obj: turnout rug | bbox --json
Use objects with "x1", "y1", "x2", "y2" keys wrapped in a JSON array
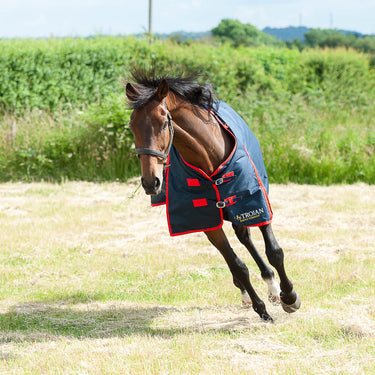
[{"x1": 151, "y1": 101, "x2": 273, "y2": 236}]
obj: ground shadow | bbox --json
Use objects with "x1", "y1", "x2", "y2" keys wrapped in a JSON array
[{"x1": 0, "y1": 298, "x2": 264, "y2": 343}]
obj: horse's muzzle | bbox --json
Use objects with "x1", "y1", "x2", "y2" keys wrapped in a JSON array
[{"x1": 141, "y1": 176, "x2": 161, "y2": 195}]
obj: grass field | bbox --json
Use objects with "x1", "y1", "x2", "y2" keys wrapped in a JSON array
[{"x1": 0, "y1": 181, "x2": 374, "y2": 374}]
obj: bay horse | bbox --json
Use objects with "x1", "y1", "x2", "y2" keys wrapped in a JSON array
[{"x1": 124, "y1": 69, "x2": 301, "y2": 322}]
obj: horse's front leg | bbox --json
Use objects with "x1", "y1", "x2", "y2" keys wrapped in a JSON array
[
  {"x1": 205, "y1": 228, "x2": 273, "y2": 322},
  {"x1": 232, "y1": 224, "x2": 281, "y2": 305},
  {"x1": 259, "y1": 224, "x2": 301, "y2": 313}
]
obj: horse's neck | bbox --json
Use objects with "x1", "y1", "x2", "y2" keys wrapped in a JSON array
[{"x1": 170, "y1": 103, "x2": 234, "y2": 176}]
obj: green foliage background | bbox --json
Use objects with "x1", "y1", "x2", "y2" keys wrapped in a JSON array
[
  {"x1": 212, "y1": 19, "x2": 283, "y2": 47},
  {"x1": 0, "y1": 36, "x2": 374, "y2": 183}
]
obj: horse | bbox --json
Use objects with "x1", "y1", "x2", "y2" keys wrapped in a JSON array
[{"x1": 124, "y1": 68, "x2": 301, "y2": 322}]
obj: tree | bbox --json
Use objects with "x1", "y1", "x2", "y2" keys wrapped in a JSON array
[
  {"x1": 212, "y1": 19, "x2": 283, "y2": 47},
  {"x1": 353, "y1": 36, "x2": 375, "y2": 53},
  {"x1": 304, "y1": 28, "x2": 367, "y2": 49}
]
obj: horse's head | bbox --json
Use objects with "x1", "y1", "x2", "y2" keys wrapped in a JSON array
[{"x1": 126, "y1": 79, "x2": 173, "y2": 195}]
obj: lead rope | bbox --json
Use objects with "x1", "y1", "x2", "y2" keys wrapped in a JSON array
[{"x1": 128, "y1": 180, "x2": 142, "y2": 200}]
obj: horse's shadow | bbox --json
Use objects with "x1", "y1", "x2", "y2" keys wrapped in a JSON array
[{"x1": 0, "y1": 295, "x2": 262, "y2": 343}]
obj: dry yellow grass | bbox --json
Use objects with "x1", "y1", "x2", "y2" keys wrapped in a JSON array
[{"x1": 0, "y1": 181, "x2": 374, "y2": 374}]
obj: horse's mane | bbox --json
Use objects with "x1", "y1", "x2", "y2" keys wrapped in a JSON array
[{"x1": 124, "y1": 66, "x2": 216, "y2": 111}]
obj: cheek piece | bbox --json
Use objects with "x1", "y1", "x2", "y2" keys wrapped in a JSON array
[{"x1": 135, "y1": 100, "x2": 174, "y2": 163}]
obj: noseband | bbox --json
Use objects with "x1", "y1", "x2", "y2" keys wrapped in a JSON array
[{"x1": 135, "y1": 99, "x2": 174, "y2": 162}]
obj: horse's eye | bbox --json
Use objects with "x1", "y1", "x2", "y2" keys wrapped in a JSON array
[{"x1": 162, "y1": 120, "x2": 168, "y2": 130}]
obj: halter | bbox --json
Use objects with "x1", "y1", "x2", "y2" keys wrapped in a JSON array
[{"x1": 135, "y1": 99, "x2": 174, "y2": 162}]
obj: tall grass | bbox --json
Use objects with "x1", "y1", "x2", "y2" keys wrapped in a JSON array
[
  {"x1": 0, "y1": 37, "x2": 374, "y2": 183},
  {"x1": 0, "y1": 96, "x2": 138, "y2": 182}
]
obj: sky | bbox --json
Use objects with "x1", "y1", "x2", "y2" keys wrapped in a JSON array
[{"x1": 1, "y1": 0, "x2": 374, "y2": 39}]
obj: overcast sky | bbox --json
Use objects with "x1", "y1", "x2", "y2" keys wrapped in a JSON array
[{"x1": 1, "y1": 0, "x2": 374, "y2": 39}]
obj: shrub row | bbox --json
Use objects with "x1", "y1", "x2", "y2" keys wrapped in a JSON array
[
  {"x1": 1, "y1": 37, "x2": 374, "y2": 111},
  {"x1": 0, "y1": 37, "x2": 374, "y2": 183}
]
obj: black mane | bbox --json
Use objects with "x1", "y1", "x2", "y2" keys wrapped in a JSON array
[{"x1": 125, "y1": 66, "x2": 216, "y2": 110}]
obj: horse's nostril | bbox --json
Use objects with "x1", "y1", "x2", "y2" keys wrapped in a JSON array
[
  {"x1": 141, "y1": 176, "x2": 161, "y2": 194},
  {"x1": 154, "y1": 177, "x2": 160, "y2": 190}
]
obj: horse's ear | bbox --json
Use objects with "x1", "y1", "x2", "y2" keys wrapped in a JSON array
[
  {"x1": 157, "y1": 79, "x2": 169, "y2": 101},
  {"x1": 125, "y1": 82, "x2": 139, "y2": 102}
]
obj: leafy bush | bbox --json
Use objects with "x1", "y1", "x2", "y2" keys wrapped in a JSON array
[
  {"x1": 0, "y1": 37, "x2": 374, "y2": 184},
  {"x1": 0, "y1": 96, "x2": 138, "y2": 182},
  {"x1": 80, "y1": 94, "x2": 138, "y2": 180}
]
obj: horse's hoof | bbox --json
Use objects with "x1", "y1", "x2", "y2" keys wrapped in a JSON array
[
  {"x1": 261, "y1": 313, "x2": 274, "y2": 323},
  {"x1": 280, "y1": 293, "x2": 301, "y2": 313}
]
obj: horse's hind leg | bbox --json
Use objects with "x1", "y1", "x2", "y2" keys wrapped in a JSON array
[
  {"x1": 260, "y1": 224, "x2": 301, "y2": 313},
  {"x1": 233, "y1": 224, "x2": 281, "y2": 305},
  {"x1": 205, "y1": 228, "x2": 273, "y2": 322}
]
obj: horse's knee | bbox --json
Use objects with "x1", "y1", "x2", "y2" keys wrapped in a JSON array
[{"x1": 266, "y1": 246, "x2": 284, "y2": 268}]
